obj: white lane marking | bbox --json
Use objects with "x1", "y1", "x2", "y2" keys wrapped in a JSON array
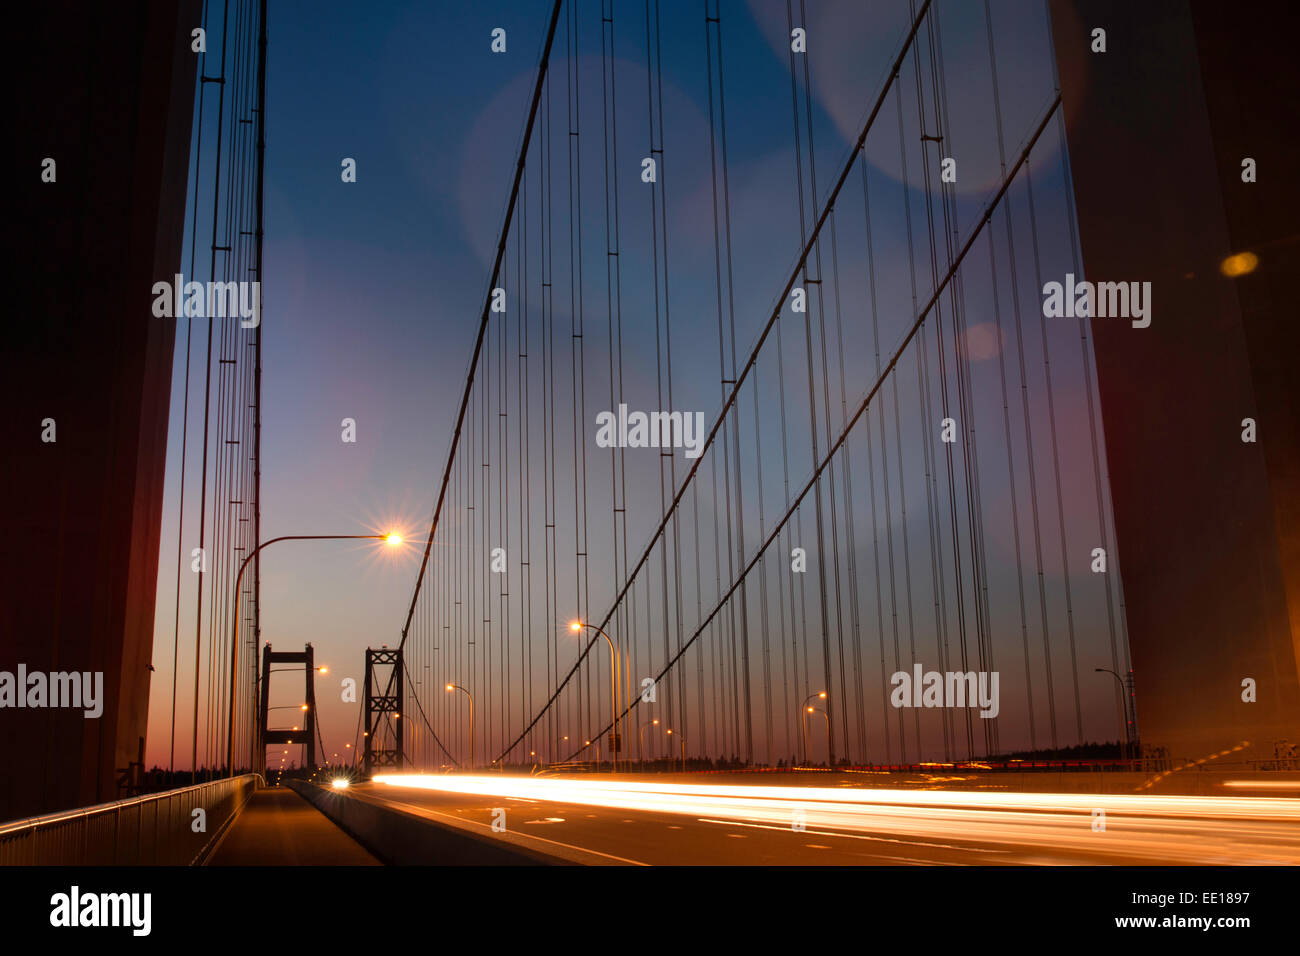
[
  {"x1": 868, "y1": 854, "x2": 964, "y2": 866},
  {"x1": 695, "y1": 817, "x2": 1008, "y2": 854},
  {"x1": 379, "y1": 797, "x2": 648, "y2": 866}
]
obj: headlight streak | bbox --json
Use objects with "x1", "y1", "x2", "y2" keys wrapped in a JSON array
[{"x1": 370, "y1": 774, "x2": 1300, "y2": 864}]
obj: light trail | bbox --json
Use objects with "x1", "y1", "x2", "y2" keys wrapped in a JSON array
[
  {"x1": 1222, "y1": 780, "x2": 1300, "y2": 790},
  {"x1": 372, "y1": 773, "x2": 1300, "y2": 817},
  {"x1": 371, "y1": 774, "x2": 1300, "y2": 865}
]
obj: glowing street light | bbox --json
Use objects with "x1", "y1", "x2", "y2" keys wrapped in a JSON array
[
  {"x1": 446, "y1": 683, "x2": 475, "y2": 770},
  {"x1": 260, "y1": 664, "x2": 329, "y2": 681},
  {"x1": 639, "y1": 719, "x2": 660, "y2": 766},
  {"x1": 570, "y1": 620, "x2": 621, "y2": 772},
  {"x1": 223, "y1": 530, "x2": 412, "y2": 777},
  {"x1": 665, "y1": 728, "x2": 686, "y2": 772},
  {"x1": 804, "y1": 707, "x2": 830, "y2": 766},
  {"x1": 800, "y1": 692, "x2": 827, "y2": 765}
]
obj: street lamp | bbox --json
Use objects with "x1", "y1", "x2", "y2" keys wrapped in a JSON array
[
  {"x1": 804, "y1": 707, "x2": 830, "y2": 766},
  {"x1": 800, "y1": 691, "x2": 827, "y2": 765},
  {"x1": 1096, "y1": 668, "x2": 1136, "y2": 760},
  {"x1": 639, "y1": 719, "x2": 660, "y2": 767},
  {"x1": 224, "y1": 531, "x2": 409, "y2": 776},
  {"x1": 665, "y1": 729, "x2": 686, "y2": 772},
  {"x1": 446, "y1": 683, "x2": 475, "y2": 770},
  {"x1": 256, "y1": 664, "x2": 328, "y2": 685},
  {"x1": 571, "y1": 619, "x2": 621, "y2": 772}
]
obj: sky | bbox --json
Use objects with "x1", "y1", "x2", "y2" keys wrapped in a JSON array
[{"x1": 147, "y1": 0, "x2": 1128, "y2": 771}]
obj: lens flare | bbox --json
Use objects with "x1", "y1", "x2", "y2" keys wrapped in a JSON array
[{"x1": 1220, "y1": 251, "x2": 1259, "y2": 277}]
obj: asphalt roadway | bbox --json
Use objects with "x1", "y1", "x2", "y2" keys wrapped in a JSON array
[{"x1": 353, "y1": 773, "x2": 1300, "y2": 865}]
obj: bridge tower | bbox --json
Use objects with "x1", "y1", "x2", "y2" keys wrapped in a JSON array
[
  {"x1": 363, "y1": 647, "x2": 404, "y2": 774},
  {"x1": 259, "y1": 643, "x2": 318, "y2": 773},
  {"x1": 5, "y1": 0, "x2": 203, "y2": 820},
  {"x1": 1050, "y1": 0, "x2": 1300, "y2": 764}
]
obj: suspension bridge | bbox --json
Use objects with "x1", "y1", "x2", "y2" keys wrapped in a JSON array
[{"x1": 6, "y1": 0, "x2": 1298, "y2": 867}]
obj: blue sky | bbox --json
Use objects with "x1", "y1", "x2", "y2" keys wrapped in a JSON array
[{"x1": 149, "y1": 0, "x2": 1124, "y2": 770}]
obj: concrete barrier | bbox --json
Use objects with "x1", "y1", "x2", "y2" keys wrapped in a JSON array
[{"x1": 288, "y1": 780, "x2": 569, "y2": 865}]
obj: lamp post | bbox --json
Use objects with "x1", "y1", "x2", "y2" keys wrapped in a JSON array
[
  {"x1": 446, "y1": 683, "x2": 475, "y2": 770},
  {"x1": 571, "y1": 620, "x2": 620, "y2": 772},
  {"x1": 639, "y1": 719, "x2": 660, "y2": 767},
  {"x1": 225, "y1": 532, "x2": 406, "y2": 776},
  {"x1": 799, "y1": 691, "x2": 827, "y2": 765},
  {"x1": 1096, "y1": 668, "x2": 1136, "y2": 760},
  {"x1": 805, "y1": 707, "x2": 830, "y2": 766},
  {"x1": 257, "y1": 665, "x2": 328, "y2": 685},
  {"x1": 665, "y1": 728, "x2": 686, "y2": 772}
]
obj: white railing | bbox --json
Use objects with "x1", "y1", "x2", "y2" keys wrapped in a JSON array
[{"x1": 0, "y1": 773, "x2": 262, "y2": 866}]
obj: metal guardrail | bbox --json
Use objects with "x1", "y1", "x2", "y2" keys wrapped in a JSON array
[{"x1": 0, "y1": 773, "x2": 263, "y2": 866}]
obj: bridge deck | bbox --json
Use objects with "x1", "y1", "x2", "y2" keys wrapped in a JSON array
[{"x1": 205, "y1": 786, "x2": 379, "y2": 866}]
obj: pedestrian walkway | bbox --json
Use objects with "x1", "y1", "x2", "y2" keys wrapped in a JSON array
[{"x1": 205, "y1": 786, "x2": 380, "y2": 865}]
